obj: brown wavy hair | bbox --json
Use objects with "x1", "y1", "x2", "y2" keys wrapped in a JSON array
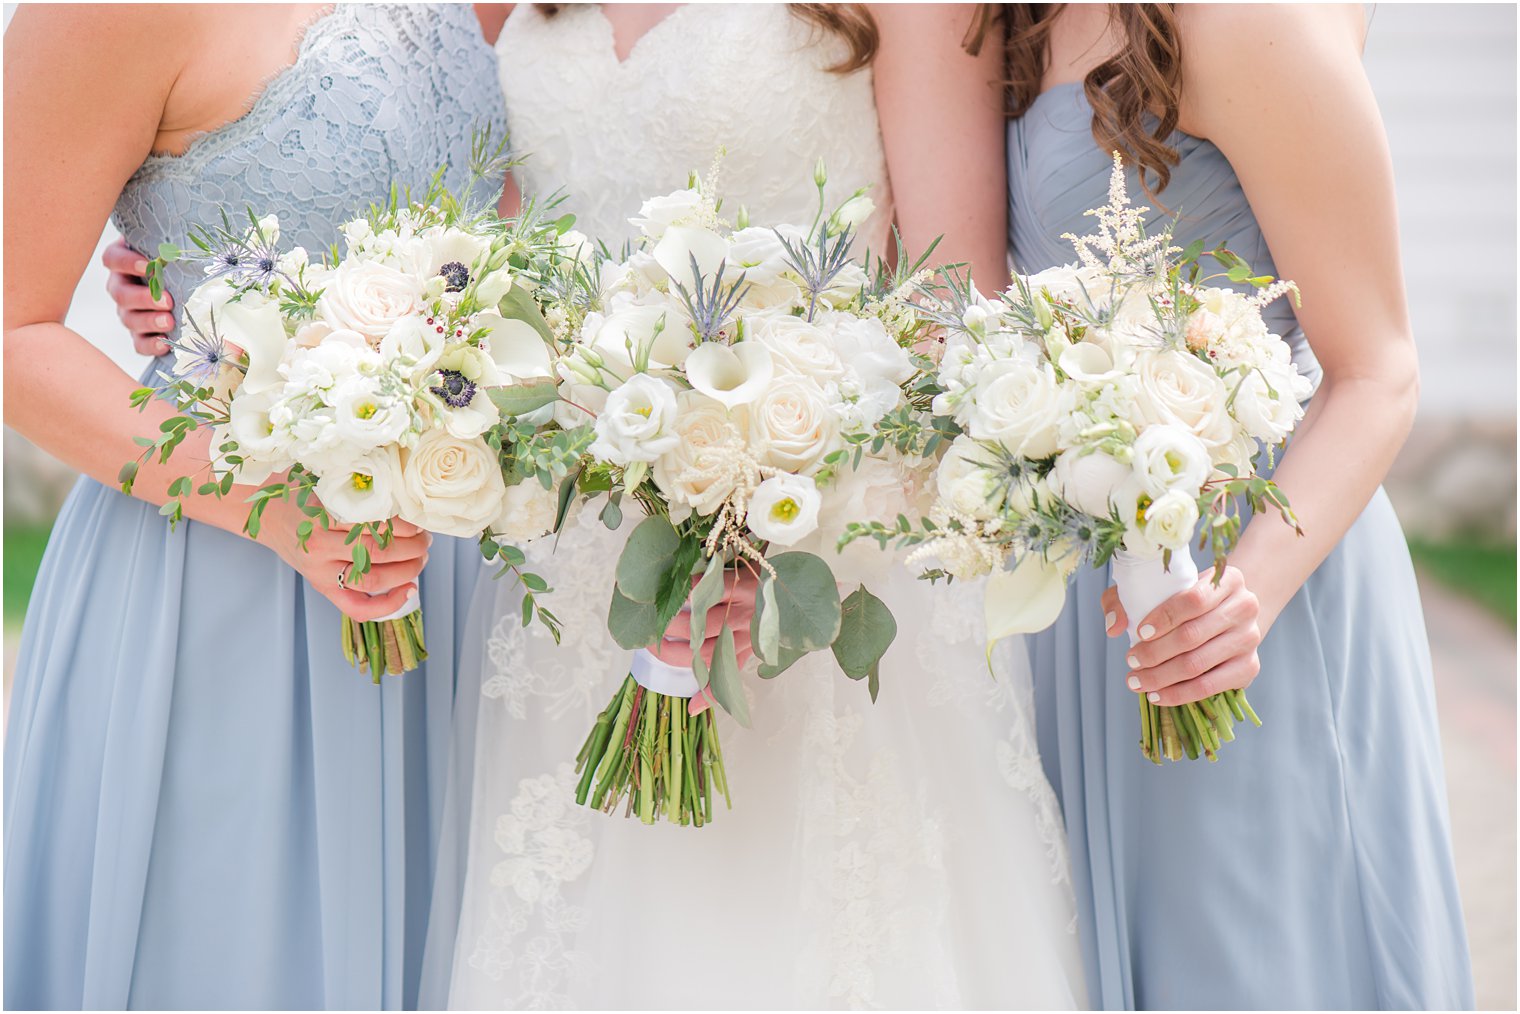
[
  {"x1": 993, "y1": 3, "x2": 1184, "y2": 194},
  {"x1": 534, "y1": 5, "x2": 879, "y2": 72}
]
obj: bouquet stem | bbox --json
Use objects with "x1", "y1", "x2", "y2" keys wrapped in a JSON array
[
  {"x1": 1112, "y1": 550, "x2": 1261, "y2": 763},
  {"x1": 340, "y1": 609, "x2": 427, "y2": 683},
  {"x1": 574, "y1": 671, "x2": 730, "y2": 826}
]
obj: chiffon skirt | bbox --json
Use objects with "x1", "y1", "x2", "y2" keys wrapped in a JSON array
[
  {"x1": 1023, "y1": 487, "x2": 1475, "y2": 1009},
  {"x1": 4, "y1": 474, "x2": 479, "y2": 1010}
]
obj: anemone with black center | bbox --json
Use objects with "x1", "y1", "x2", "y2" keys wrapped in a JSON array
[
  {"x1": 439, "y1": 261, "x2": 470, "y2": 292},
  {"x1": 431, "y1": 369, "x2": 477, "y2": 408}
]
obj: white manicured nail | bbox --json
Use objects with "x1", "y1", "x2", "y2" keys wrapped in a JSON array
[
  {"x1": 1127, "y1": 676, "x2": 1141, "y2": 691},
  {"x1": 1127, "y1": 654, "x2": 1140, "y2": 669},
  {"x1": 1147, "y1": 691, "x2": 1161, "y2": 703},
  {"x1": 1139, "y1": 624, "x2": 1156, "y2": 641},
  {"x1": 1104, "y1": 611, "x2": 1116, "y2": 631}
]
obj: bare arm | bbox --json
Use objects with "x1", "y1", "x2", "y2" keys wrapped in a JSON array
[
  {"x1": 3, "y1": 5, "x2": 425, "y2": 618},
  {"x1": 1122, "y1": 5, "x2": 1415, "y2": 703},
  {"x1": 872, "y1": 3, "x2": 1009, "y2": 288}
]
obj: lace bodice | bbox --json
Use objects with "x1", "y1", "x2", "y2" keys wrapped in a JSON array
[
  {"x1": 112, "y1": 4, "x2": 503, "y2": 364},
  {"x1": 498, "y1": 3, "x2": 894, "y2": 250}
]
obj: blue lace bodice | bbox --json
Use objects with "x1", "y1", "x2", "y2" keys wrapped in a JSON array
[{"x1": 112, "y1": 4, "x2": 503, "y2": 351}]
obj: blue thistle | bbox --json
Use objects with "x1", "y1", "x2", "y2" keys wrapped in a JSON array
[
  {"x1": 168, "y1": 309, "x2": 238, "y2": 385},
  {"x1": 669, "y1": 255, "x2": 750, "y2": 343},
  {"x1": 776, "y1": 226, "x2": 856, "y2": 321}
]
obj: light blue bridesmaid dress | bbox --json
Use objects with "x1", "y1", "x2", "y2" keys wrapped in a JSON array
[
  {"x1": 1009, "y1": 84, "x2": 1475, "y2": 1010},
  {"x1": 4, "y1": 7, "x2": 502, "y2": 1009}
]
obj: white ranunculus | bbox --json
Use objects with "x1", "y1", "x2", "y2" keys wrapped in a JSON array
[
  {"x1": 330, "y1": 376, "x2": 411, "y2": 450},
  {"x1": 318, "y1": 258, "x2": 425, "y2": 344},
  {"x1": 395, "y1": 430, "x2": 506, "y2": 537},
  {"x1": 589, "y1": 373, "x2": 680, "y2": 465},
  {"x1": 754, "y1": 315, "x2": 845, "y2": 386},
  {"x1": 748, "y1": 474, "x2": 822, "y2": 547},
  {"x1": 217, "y1": 291, "x2": 289, "y2": 396},
  {"x1": 1130, "y1": 424, "x2": 1212, "y2": 497},
  {"x1": 652, "y1": 391, "x2": 751, "y2": 522},
  {"x1": 629, "y1": 188, "x2": 705, "y2": 239},
  {"x1": 827, "y1": 313, "x2": 913, "y2": 387},
  {"x1": 1051, "y1": 448, "x2": 1134, "y2": 518},
  {"x1": 476, "y1": 311, "x2": 554, "y2": 382},
  {"x1": 1130, "y1": 488, "x2": 1200, "y2": 556},
  {"x1": 749, "y1": 376, "x2": 842, "y2": 475},
  {"x1": 967, "y1": 358, "x2": 1066, "y2": 459},
  {"x1": 1130, "y1": 349, "x2": 1235, "y2": 450},
  {"x1": 282, "y1": 333, "x2": 371, "y2": 397},
  {"x1": 315, "y1": 447, "x2": 402, "y2": 525},
  {"x1": 936, "y1": 437, "x2": 1006, "y2": 521},
  {"x1": 491, "y1": 481, "x2": 558, "y2": 544},
  {"x1": 684, "y1": 341, "x2": 774, "y2": 408}
]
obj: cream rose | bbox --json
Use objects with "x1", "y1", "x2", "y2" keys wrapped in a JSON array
[
  {"x1": 318, "y1": 259, "x2": 425, "y2": 344},
  {"x1": 749, "y1": 377, "x2": 842, "y2": 475},
  {"x1": 1051, "y1": 448, "x2": 1134, "y2": 518},
  {"x1": 967, "y1": 358, "x2": 1065, "y2": 459},
  {"x1": 754, "y1": 315, "x2": 845, "y2": 386},
  {"x1": 652, "y1": 392, "x2": 752, "y2": 522},
  {"x1": 491, "y1": 481, "x2": 558, "y2": 544},
  {"x1": 1130, "y1": 349, "x2": 1234, "y2": 450},
  {"x1": 629, "y1": 187, "x2": 704, "y2": 239},
  {"x1": 395, "y1": 430, "x2": 506, "y2": 537},
  {"x1": 936, "y1": 437, "x2": 1007, "y2": 521}
]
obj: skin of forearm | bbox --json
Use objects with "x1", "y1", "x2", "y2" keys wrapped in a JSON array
[{"x1": 1230, "y1": 360, "x2": 1419, "y2": 632}]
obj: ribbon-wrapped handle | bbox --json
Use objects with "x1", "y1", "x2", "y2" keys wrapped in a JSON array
[{"x1": 1111, "y1": 549, "x2": 1198, "y2": 647}]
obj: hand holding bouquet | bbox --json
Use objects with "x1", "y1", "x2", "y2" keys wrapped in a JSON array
[
  {"x1": 124, "y1": 137, "x2": 571, "y2": 679},
  {"x1": 850, "y1": 155, "x2": 1308, "y2": 762}
]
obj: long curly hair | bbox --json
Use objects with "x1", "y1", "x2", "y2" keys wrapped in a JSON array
[
  {"x1": 534, "y1": 5, "x2": 879, "y2": 72},
  {"x1": 992, "y1": 3, "x2": 1185, "y2": 193}
]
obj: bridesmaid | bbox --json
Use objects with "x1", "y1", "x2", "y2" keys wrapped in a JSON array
[
  {"x1": 3, "y1": 5, "x2": 502, "y2": 1008},
  {"x1": 997, "y1": 4, "x2": 1474, "y2": 1008}
]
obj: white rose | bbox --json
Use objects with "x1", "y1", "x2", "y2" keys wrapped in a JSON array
[
  {"x1": 395, "y1": 430, "x2": 507, "y2": 537},
  {"x1": 491, "y1": 481, "x2": 558, "y2": 544},
  {"x1": 629, "y1": 188, "x2": 704, "y2": 239},
  {"x1": 1130, "y1": 489, "x2": 1200, "y2": 556},
  {"x1": 748, "y1": 474, "x2": 822, "y2": 547},
  {"x1": 936, "y1": 437, "x2": 1006, "y2": 521},
  {"x1": 315, "y1": 447, "x2": 402, "y2": 525},
  {"x1": 1130, "y1": 424, "x2": 1212, "y2": 497},
  {"x1": 652, "y1": 392, "x2": 752, "y2": 522},
  {"x1": 1051, "y1": 448, "x2": 1134, "y2": 518},
  {"x1": 1024, "y1": 262, "x2": 1104, "y2": 304},
  {"x1": 749, "y1": 376, "x2": 842, "y2": 475},
  {"x1": 753, "y1": 315, "x2": 845, "y2": 386},
  {"x1": 318, "y1": 259, "x2": 425, "y2": 343},
  {"x1": 1130, "y1": 349, "x2": 1235, "y2": 450},
  {"x1": 330, "y1": 376, "x2": 411, "y2": 450},
  {"x1": 1229, "y1": 361, "x2": 1309, "y2": 444},
  {"x1": 589, "y1": 373, "x2": 680, "y2": 465},
  {"x1": 827, "y1": 312, "x2": 912, "y2": 387},
  {"x1": 967, "y1": 358, "x2": 1066, "y2": 459}
]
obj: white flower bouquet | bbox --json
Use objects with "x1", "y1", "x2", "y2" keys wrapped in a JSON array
[
  {"x1": 848, "y1": 156, "x2": 1308, "y2": 763},
  {"x1": 124, "y1": 137, "x2": 572, "y2": 679},
  {"x1": 492, "y1": 164, "x2": 939, "y2": 825}
]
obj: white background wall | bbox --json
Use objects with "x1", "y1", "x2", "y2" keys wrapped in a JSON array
[{"x1": 6, "y1": 2, "x2": 1517, "y2": 418}]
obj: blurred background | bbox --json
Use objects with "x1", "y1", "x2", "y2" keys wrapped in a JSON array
[{"x1": 2, "y1": 3, "x2": 1515, "y2": 1006}]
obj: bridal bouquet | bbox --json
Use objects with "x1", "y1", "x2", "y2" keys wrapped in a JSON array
[
  {"x1": 496, "y1": 166, "x2": 936, "y2": 825},
  {"x1": 124, "y1": 140, "x2": 571, "y2": 679},
  {"x1": 848, "y1": 156, "x2": 1308, "y2": 763}
]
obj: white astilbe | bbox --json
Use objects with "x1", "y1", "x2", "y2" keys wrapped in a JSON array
[{"x1": 1062, "y1": 153, "x2": 1177, "y2": 272}]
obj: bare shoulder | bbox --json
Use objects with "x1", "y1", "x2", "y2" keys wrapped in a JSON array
[{"x1": 5, "y1": 3, "x2": 196, "y2": 94}]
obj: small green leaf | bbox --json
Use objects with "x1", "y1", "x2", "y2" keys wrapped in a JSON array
[
  {"x1": 831, "y1": 585, "x2": 897, "y2": 682},
  {"x1": 707, "y1": 624, "x2": 750, "y2": 728},
  {"x1": 757, "y1": 644, "x2": 806, "y2": 679},
  {"x1": 607, "y1": 586, "x2": 663, "y2": 649},
  {"x1": 488, "y1": 378, "x2": 559, "y2": 419},
  {"x1": 752, "y1": 575, "x2": 780, "y2": 665},
  {"x1": 614, "y1": 514, "x2": 681, "y2": 604},
  {"x1": 767, "y1": 551, "x2": 842, "y2": 652},
  {"x1": 686, "y1": 554, "x2": 727, "y2": 662}
]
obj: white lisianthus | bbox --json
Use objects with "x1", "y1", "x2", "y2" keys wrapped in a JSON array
[
  {"x1": 630, "y1": 188, "x2": 705, "y2": 239},
  {"x1": 936, "y1": 437, "x2": 1006, "y2": 521},
  {"x1": 726, "y1": 227, "x2": 790, "y2": 285},
  {"x1": 315, "y1": 448, "x2": 402, "y2": 525},
  {"x1": 330, "y1": 376, "x2": 411, "y2": 450},
  {"x1": 1130, "y1": 424, "x2": 1211, "y2": 497},
  {"x1": 967, "y1": 358, "x2": 1066, "y2": 459},
  {"x1": 1130, "y1": 489, "x2": 1200, "y2": 556},
  {"x1": 1051, "y1": 448, "x2": 1134, "y2": 518},
  {"x1": 491, "y1": 481, "x2": 558, "y2": 543},
  {"x1": 222, "y1": 390, "x2": 288, "y2": 484},
  {"x1": 590, "y1": 373, "x2": 681, "y2": 465},
  {"x1": 749, "y1": 376, "x2": 842, "y2": 475},
  {"x1": 748, "y1": 474, "x2": 822, "y2": 546},
  {"x1": 317, "y1": 259, "x2": 425, "y2": 344},
  {"x1": 1130, "y1": 349, "x2": 1234, "y2": 450},
  {"x1": 827, "y1": 193, "x2": 875, "y2": 235},
  {"x1": 684, "y1": 341, "x2": 774, "y2": 408},
  {"x1": 395, "y1": 430, "x2": 506, "y2": 537},
  {"x1": 652, "y1": 391, "x2": 751, "y2": 522}
]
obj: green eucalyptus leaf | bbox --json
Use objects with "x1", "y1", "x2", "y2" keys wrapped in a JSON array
[
  {"x1": 767, "y1": 551, "x2": 842, "y2": 652},
  {"x1": 757, "y1": 644, "x2": 807, "y2": 679},
  {"x1": 607, "y1": 586, "x2": 663, "y2": 649},
  {"x1": 687, "y1": 554, "x2": 727, "y2": 661},
  {"x1": 614, "y1": 514, "x2": 680, "y2": 603},
  {"x1": 832, "y1": 585, "x2": 898, "y2": 681},
  {"x1": 496, "y1": 285, "x2": 556, "y2": 344},
  {"x1": 488, "y1": 378, "x2": 559, "y2": 419},
  {"x1": 707, "y1": 625, "x2": 750, "y2": 728},
  {"x1": 752, "y1": 575, "x2": 780, "y2": 665}
]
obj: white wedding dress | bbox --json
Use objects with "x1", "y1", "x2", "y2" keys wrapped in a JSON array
[{"x1": 428, "y1": 6, "x2": 1085, "y2": 1009}]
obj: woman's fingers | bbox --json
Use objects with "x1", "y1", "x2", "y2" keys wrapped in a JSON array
[
  {"x1": 104, "y1": 241, "x2": 174, "y2": 355},
  {"x1": 1132, "y1": 568, "x2": 1241, "y2": 643},
  {"x1": 329, "y1": 582, "x2": 420, "y2": 623},
  {"x1": 317, "y1": 527, "x2": 432, "y2": 564},
  {"x1": 1128, "y1": 617, "x2": 1260, "y2": 693},
  {"x1": 101, "y1": 238, "x2": 151, "y2": 278},
  {"x1": 1126, "y1": 586, "x2": 1258, "y2": 672},
  {"x1": 1100, "y1": 585, "x2": 1126, "y2": 638},
  {"x1": 1148, "y1": 651, "x2": 1261, "y2": 708},
  {"x1": 343, "y1": 555, "x2": 428, "y2": 594}
]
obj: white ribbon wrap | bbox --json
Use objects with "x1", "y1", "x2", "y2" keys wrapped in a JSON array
[
  {"x1": 630, "y1": 648, "x2": 700, "y2": 698},
  {"x1": 1111, "y1": 549, "x2": 1198, "y2": 647},
  {"x1": 368, "y1": 588, "x2": 423, "y2": 624}
]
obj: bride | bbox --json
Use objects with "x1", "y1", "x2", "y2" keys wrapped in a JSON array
[{"x1": 423, "y1": 5, "x2": 1085, "y2": 1007}]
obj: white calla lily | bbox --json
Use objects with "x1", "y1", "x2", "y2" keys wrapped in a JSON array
[
  {"x1": 985, "y1": 553, "x2": 1075, "y2": 646},
  {"x1": 653, "y1": 225, "x2": 730, "y2": 289},
  {"x1": 683, "y1": 341, "x2": 774, "y2": 408},
  {"x1": 218, "y1": 296, "x2": 289, "y2": 396},
  {"x1": 477, "y1": 311, "x2": 553, "y2": 381},
  {"x1": 1059, "y1": 341, "x2": 1123, "y2": 384}
]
